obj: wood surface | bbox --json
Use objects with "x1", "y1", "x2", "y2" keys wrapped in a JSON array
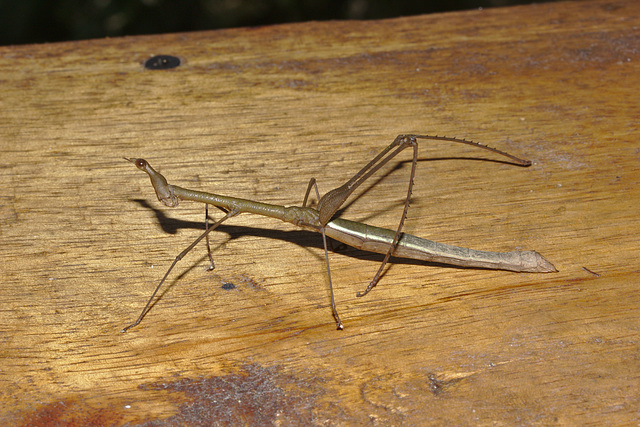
[{"x1": 1, "y1": 0, "x2": 639, "y2": 424}]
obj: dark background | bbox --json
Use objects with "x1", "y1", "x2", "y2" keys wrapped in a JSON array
[{"x1": 0, "y1": 0, "x2": 559, "y2": 46}]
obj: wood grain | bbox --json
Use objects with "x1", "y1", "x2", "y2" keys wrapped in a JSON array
[{"x1": 1, "y1": 0, "x2": 639, "y2": 424}]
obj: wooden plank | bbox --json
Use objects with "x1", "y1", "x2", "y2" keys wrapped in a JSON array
[{"x1": 1, "y1": 0, "x2": 638, "y2": 424}]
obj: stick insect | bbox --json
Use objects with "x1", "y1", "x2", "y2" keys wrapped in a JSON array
[{"x1": 122, "y1": 134, "x2": 556, "y2": 332}]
